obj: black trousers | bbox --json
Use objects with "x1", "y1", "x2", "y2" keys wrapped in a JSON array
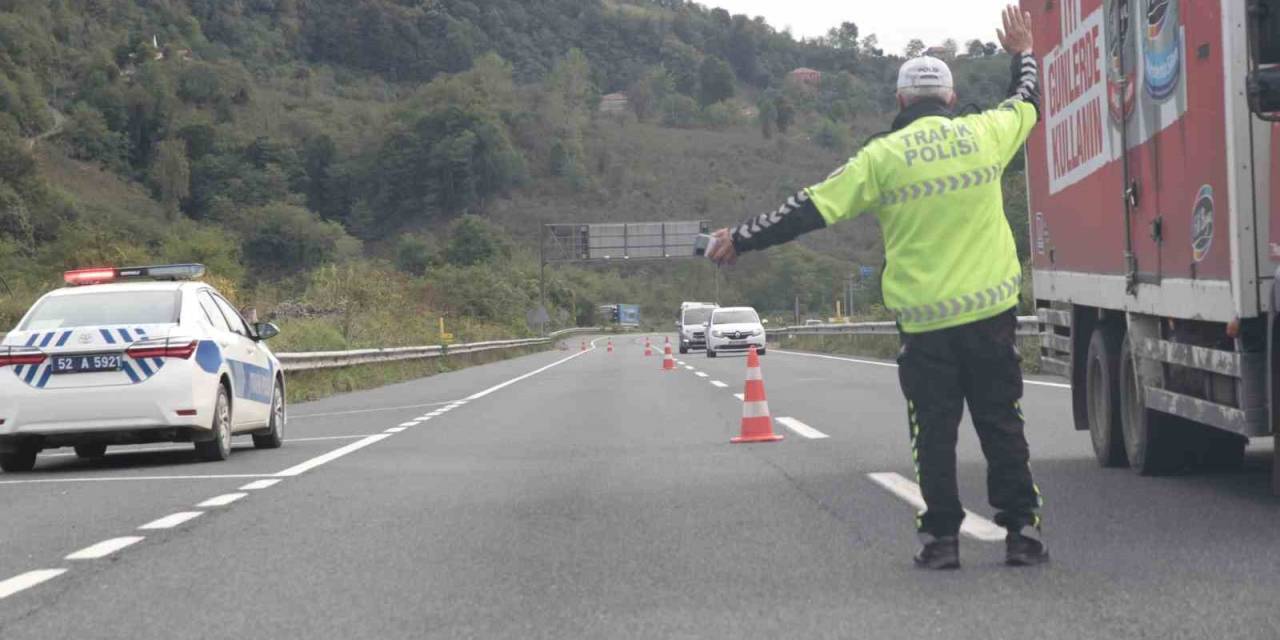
[{"x1": 896, "y1": 309, "x2": 1042, "y2": 537}]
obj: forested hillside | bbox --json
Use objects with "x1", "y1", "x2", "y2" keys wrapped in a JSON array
[{"x1": 0, "y1": 0, "x2": 1023, "y2": 344}]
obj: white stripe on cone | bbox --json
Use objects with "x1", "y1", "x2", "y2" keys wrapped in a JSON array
[
  {"x1": 742, "y1": 401, "x2": 771, "y2": 418},
  {"x1": 745, "y1": 367, "x2": 762, "y2": 381}
]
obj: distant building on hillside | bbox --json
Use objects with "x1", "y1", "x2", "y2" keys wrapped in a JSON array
[
  {"x1": 599, "y1": 92, "x2": 630, "y2": 114},
  {"x1": 787, "y1": 67, "x2": 822, "y2": 87}
]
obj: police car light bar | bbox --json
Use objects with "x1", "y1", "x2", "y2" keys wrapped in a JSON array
[{"x1": 64, "y1": 264, "x2": 207, "y2": 286}]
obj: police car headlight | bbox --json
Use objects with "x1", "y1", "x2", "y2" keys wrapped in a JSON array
[{"x1": 712, "y1": 330, "x2": 725, "y2": 337}]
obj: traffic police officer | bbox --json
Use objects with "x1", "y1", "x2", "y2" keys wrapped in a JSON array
[{"x1": 708, "y1": 6, "x2": 1048, "y2": 569}]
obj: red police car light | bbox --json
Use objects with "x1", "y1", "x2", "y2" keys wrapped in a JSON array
[{"x1": 63, "y1": 267, "x2": 118, "y2": 286}]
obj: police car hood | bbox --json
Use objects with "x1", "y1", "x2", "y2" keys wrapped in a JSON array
[{"x1": 711, "y1": 322, "x2": 761, "y2": 334}]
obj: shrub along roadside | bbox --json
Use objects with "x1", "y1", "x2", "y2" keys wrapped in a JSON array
[{"x1": 284, "y1": 343, "x2": 553, "y2": 404}]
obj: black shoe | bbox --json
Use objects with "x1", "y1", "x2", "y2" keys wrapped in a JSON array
[
  {"x1": 1005, "y1": 529, "x2": 1050, "y2": 567},
  {"x1": 913, "y1": 535, "x2": 960, "y2": 570}
]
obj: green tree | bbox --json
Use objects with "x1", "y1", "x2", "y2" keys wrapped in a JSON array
[
  {"x1": 966, "y1": 39, "x2": 987, "y2": 58},
  {"x1": 149, "y1": 138, "x2": 190, "y2": 219},
  {"x1": 661, "y1": 38, "x2": 701, "y2": 97},
  {"x1": 905, "y1": 39, "x2": 926, "y2": 58},
  {"x1": 241, "y1": 203, "x2": 360, "y2": 271},
  {"x1": 395, "y1": 234, "x2": 435, "y2": 276},
  {"x1": 445, "y1": 214, "x2": 511, "y2": 267},
  {"x1": 698, "y1": 56, "x2": 735, "y2": 106},
  {"x1": 827, "y1": 22, "x2": 860, "y2": 50},
  {"x1": 660, "y1": 94, "x2": 699, "y2": 128}
]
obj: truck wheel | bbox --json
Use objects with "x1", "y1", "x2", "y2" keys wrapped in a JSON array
[
  {"x1": 707, "y1": 349, "x2": 717, "y2": 358},
  {"x1": 1119, "y1": 335, "x2": 1180, "y2": 475},
  {"x1": 0, "y1": 444, "x2": 37, "y2": 472},
  {"x1": 679, "y1": 346, "x2": 688, "y2": 354},
  {"x1": 1085, "y1": 328, "x2": 1127, "y2": 467},
  {"x1": 74, "y1": 444, "x2": 107, "y2": 459}
]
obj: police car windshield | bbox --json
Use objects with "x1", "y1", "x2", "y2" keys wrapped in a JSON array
[
  {"x1": 683, "y1": 307, "x2": 713, "y2": 324},
  {"x1": 713, "y1": 310, "x2": 758, "y2": 325},
  {"x1": 20, "y1": 291, "x2": 180, "y2": 331}
]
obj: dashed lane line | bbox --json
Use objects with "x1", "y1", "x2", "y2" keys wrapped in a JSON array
[
  {"x1": 710, "y1": 380, "x2": 728, "y2": 388},
  {"x1": 398, "y1": 422, "x2": 419, "y2": 427},
  {"x1": 290, "y1": 400, "x2": 460, "y2": 420},
  {"x1": 0, "y1": 569, "x2": 66, "y2": 600},
  {"x1": 684, "y1": 365, "x2": 695, "y2": 371},
  {"x1": 239, "y1": 479, "x2": 281, "y2": 491},
  {"x1": 273, "y1": 434, "x2": 393, "y2": 478},
  {"x1": 734, "y1": 393, "x2": 745, "y2": 401},
  {"x1": 139, "y1": 512, "x2": 204, "y2": 530},
  {"x1": 775, "y1": 349, "x2": 1070, "y2": 390},
  {"x1": 695, "y1": 372, "x2": 709, "y2": 378},
  {"x1": 385, "y1": 427, "x2": 407, "y2": 433},
  {"x1": 65, "y1": 537, "x2": 145, "y2": 560},
  {"x1": 775, "y1": 417, "x2": 830, "y2": 439},
  {"x1": 867, "y1": 472, "x2": 1006, "y2": 542},
  {"x1": 197, "y1": 493, "x2": 247, "y2": 508}
]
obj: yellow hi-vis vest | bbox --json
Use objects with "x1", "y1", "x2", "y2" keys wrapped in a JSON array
[{"x1": 805, "y1": 98, "x2": 1037, "y2": 334}]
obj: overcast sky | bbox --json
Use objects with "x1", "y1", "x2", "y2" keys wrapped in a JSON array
[{"x1": 703, "y1": 0, "x2": 1015, "y2": 56}]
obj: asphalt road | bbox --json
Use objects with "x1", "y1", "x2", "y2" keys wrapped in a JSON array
[{"x1": 2, "y1": 336, "x2": 1280, "y2": 639}]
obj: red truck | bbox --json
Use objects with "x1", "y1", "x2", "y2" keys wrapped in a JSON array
[{"x1": 1022, "y1": 0, "x2": 1280, "y2": 485}]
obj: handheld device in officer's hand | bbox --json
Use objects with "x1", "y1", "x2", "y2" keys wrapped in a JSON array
[{"x1": 694, "y1": 233, "x2": 718, "y2": 258}]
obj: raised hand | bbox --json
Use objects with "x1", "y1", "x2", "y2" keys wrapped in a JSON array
[{"x1": 997, "y1": 4, "x2": 1034, "y2": 55}]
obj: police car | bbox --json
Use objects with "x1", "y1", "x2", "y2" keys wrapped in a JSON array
[{"x1": 0, "y1": 264, "x2": 285, "y2": 472}]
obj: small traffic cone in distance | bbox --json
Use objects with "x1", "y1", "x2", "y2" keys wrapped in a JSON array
[
  {"x1": 644, "y1": 337, "x2": 653, "y2": 357},
  {"x1": 733, "y1": 346, "x2": 783, "y2": 444},
  {"x1": 607, "y1": 340, "x2": 614, "y2": 353},
  {"x1": 581, "y1": 340, "x2": 586, "y2": 352},
  {"x1": 663, "y1": 343, "x2": 676, "y2": 371}
]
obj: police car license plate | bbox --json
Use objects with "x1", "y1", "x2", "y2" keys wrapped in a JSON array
[{"x1": 52, "y1": 354, "x2": 123, "y2": 374}]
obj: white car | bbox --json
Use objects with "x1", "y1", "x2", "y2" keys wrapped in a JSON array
[
  {"x1": 0, "y1": 264, "x2": 285, "y2": 472},
  {"x1": 705, "y1": 307, "x2": 767, "y2": 357},
  {"x1": 677, "y1": 303, "x2": 717, "y2": 354}
]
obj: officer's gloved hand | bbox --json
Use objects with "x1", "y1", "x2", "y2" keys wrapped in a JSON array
[{"x1": 706, "y1": 228, "x2": 737, "y2": 266}]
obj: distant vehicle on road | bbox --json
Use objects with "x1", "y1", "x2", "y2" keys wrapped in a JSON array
[
  {"x1": 677, "y1": 303, "x2": 717, "y2": 354},
  {"x1": 0, "y1": 264, "x2": 285, "y2": 472},
  {"x1": 705, "y1": 306, "x2": 766, "y2": 358}
]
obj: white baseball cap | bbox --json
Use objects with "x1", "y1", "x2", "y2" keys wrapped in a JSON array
[{"x1": 897, "y1": 56, "x2": 954, "y2": 91}]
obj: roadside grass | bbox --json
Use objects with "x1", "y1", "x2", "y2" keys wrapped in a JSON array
[
  {"x1": 770, "y1": 334, "x2": 1044, "y2": 375},
  {"x1": 285, "y1": 343, "x2": 555, "y2": 403}
]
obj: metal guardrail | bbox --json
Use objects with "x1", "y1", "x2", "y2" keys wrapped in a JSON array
[
  {"x1": 767, "y1": 316, "x2": 1041, "y2": 337},
  {"x1": 277, "y1": 327, "x2": 602, "y2": 372}
]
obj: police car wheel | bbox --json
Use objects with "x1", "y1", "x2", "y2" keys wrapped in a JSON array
[
  {"x1": 679, "y1": 346, "x2": 688, "y2": 354},
  {"x1": 0, "y1": 444, "x2": 37, "y2": 472},
  {"x1": 253, "y1": 380, "x2": 285, "y2": 450},
  {"x1": 757, "y1": 348, "x2": 766, "y2": 356},
  {"x1": 195, "y1": 385, "x2": 232, "y2": 462},
  {"x1": 74, "y1": 444, "x2": 107, "y2": 459}
]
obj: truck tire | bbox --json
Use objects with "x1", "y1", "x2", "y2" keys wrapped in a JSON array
[
  {"x1": 1119, "y1": 334, "x2": 1181, "y2": 475},
  {"x1": 0, "y1": 444, "x2": 37, "y2": 472},
  {"x1": 1085, "y1": 328, "x2": 1127, "y2": 467}
]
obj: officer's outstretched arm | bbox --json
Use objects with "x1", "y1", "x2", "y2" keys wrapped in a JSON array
[
  {"x1": 726, "y1": 150, "x2": 881, "y2": 256},
  {"x1": 979, "y1": 52, "x2": 1041, "y2": 168}
]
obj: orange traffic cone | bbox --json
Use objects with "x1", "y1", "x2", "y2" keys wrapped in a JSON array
[
  {"x1": 732, "y1": 346, "x2": 783, "y2": 444},
  {"x1": 607, "y1": 340, "x2": 614, "y2": 353},
  {"x1": 580, "y1": 340, "x2": 586, "y2": 352},
  {"x1": 662, "y1": 343, "x2": 676, "y2": 371},
  {"x1": 644, "y1": 337, "x2": 653, "y2": 357}
]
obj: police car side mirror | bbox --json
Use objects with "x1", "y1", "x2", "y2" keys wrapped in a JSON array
[
  {"x1": 762, "y1": 319, "x2": 769, "y2": 324},
  {"x1": 254, "y1": 322, "x2": 280, "y2": 341}
]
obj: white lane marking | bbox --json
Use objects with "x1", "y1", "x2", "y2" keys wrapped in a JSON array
[
  {"x1": 676, "y1": 361, "x2": 685, "y2": 365},
  {"x1": 139, "y1": 512, "x2": 204, "y2": 530},
  {"x1": 776, "y1": 417, "x2": 830, "y2": 439},
  {"x1": 866, "y1": 472, "x2": 1006, "y2": 542},
  {"x1": 239, "y1": 479, "x2": 281, "y2": 491},
  {"x1": 385, "y1": 427, "x2": 407, "y2": 433},
  {"x1": 426, "y1": 411, "x2": 444, "y2": 417},
  {"x1": 416, "y1": 417, "x2": 433, "y2": 422},
  {"x1": 775, "y1": 350, "x2": 1070, "y2": 389},
  {"x1": 197, "y1": 493, "x2": 247, "y2": 508},
  {"x1": 65, "y1": 537, "x2": 145, "y2": 560},
  {"x1": 465, "y1": 341, "x2": 597, "y2": 401},
  {"x1": 734, "y1": 393, "x2": 745, "y2": 401},
  {"x1": 695, "y1": 372, "x2": 709, "y2": 378},
  {"x1": 398, "y1": 422, "x2": 419, "y2": 427},
  {"x1": 684, "y1": 365, "x2": 695, "y2": 371},
  {"x1": 0, "y1": 474, "x2": 273, "y2": 486},
  {"x1": 711, "y1": 380, "x2": 728, "y2": 388},
  {"x1": 289, "y1": 435, "x2": 378, "y2": 443},
  {"x1": 291, "y1": 400, "x2": 460, "y2": 419},
  {"x1": 0, "y1": 569, "x2": 66, "y2": 600},
  {"x1": 273, "y1": 434, "x2": 392, "y2": 478}
]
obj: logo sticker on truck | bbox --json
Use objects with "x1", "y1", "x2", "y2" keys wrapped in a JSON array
[
  {"x1": 1143, "y1": 0, "x2": 1182, "y2": 101},
  {"x1": 1191, "y1": 185, "x2": 1214, "y2": 263}
]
